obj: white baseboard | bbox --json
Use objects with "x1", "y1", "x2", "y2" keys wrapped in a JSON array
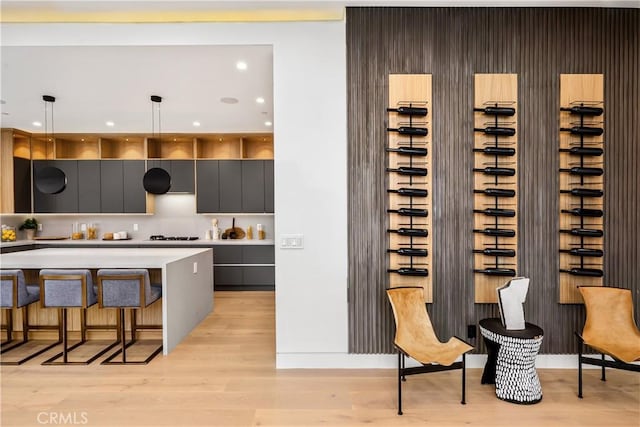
[{"x1": 276, "y1": 353, "x2": 616, "y2": 369}]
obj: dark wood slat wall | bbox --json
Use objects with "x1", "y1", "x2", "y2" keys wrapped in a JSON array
[{"x1": 347, "y1": 7, "x2": 639, "y2": 354}]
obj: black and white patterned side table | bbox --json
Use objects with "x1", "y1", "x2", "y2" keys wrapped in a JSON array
[{"x1": 479, "y1": 317, "x2": 544, "y2": 404}]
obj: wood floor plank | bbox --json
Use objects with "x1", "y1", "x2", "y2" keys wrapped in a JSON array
[{"x1": 2, "y1": 291, "x2": 638, "y2": 426}]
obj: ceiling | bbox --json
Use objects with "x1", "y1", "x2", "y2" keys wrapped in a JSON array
[{"x1": 0, "y1": 44, "x2": 273, "y2": 134}]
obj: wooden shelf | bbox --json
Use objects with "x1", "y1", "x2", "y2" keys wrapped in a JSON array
[
  {"x1": 54, "y1": 134, "x2": 100, "y2": 159},
  {"x1": 196, "y1": 135, "x2": 242, "y2": 159},
  {"x1": 30, "y1": 136, "x2": 55, "y2": 160},
  {"x1": 101, "y1": 136, "x2": 145, "y2": 159},
  {"x1": 12, "y1": 130, "x2": 32, "y2": 159},
  {"x1": 242, "y1": 134, "x2": 274, "y2": 159},
  {"x1": 147, "y1": 135, "x2": 195, "y2": 159}
]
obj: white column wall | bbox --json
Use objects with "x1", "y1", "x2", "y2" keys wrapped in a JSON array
[{"x1": 1, "y1": 21, "x2": 348, "y2": 365}]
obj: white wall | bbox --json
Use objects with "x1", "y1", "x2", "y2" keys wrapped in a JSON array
[{"x1": 1, "y1": 21, "x2": 348, "y2": 366}]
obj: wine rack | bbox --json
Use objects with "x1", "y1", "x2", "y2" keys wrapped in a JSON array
[
  {"x1": 559, "y1": 74, "x2": 605, "y2": 304},
  {"x1": 473, "y1": 74, "x2": 518, "y2": 303},
  {"x1": 387, "y1": 74, "x2": 432, "y2": 303}
]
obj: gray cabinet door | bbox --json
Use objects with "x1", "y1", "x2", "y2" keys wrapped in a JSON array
[
  {"x1": 169, "y1": 160, "x2": 195, "y2": 193},
  {"x1": 214, "y1": 266, "x2": 243, "y2": 286},
  {"x1": 243, "y1": 266, "x2": 275, "y2": 286},
  {"x1": 123, "y1": 160, "x2": 146, "y2": 213},
  {"x1": 100, "y1": 160, "x2": 124, "y2": 213},
  {"x1": 264, "y1": 160, "x2": 274, "y2": 213},
  {"x1": 196, "y1": 160, "x2": 220, "y2": 213},
  {"x1": 218, "y1": 160, "x2": 242, "y2": 213},
  {"x1": 78, "y1": 160, "x2": 101, "y2": 213},
  {"x1": 243, "y1": 246, "x2": 275, "y2": 264},
  {"x1": 54, "y1": 160, "x2": 79, "y2": 213},
  {"x1": 212, "y1": 245, "x2": 243, "y2": 264},
  {"x1": 241, "y1": 161, "x2": 265, "y2": 213},
  {"x1": 33, "y1": 160, "x2": 55, "y2": 213},
  {"x1": 13, "y1": 157, "x2": 32, "y2": 213}
]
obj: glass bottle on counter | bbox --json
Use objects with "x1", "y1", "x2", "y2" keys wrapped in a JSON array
[
  {"x1": 86, "y1": 223, "x2": 98, "y2": 240},
  {"x1": 71, "y1": 222, "x2": 84, "y2": 240}
]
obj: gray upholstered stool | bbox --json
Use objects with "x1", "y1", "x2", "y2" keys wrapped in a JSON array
[
  {"x1": 1, "y1": 270, "x2": 60, "y2": 364},
  {"x1": 39, "y1": 269, "x2": 119, "y2": 365},
  {"x1": 97, "y1": 269, "x2": 163, "y2": 364}
]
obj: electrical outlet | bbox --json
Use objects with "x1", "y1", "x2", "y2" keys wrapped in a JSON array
[
  {"x1": 193, "y1": 262, "x2": 198, "y2": 274},
  {"x1": 280, "y1": 234, "x2": 304, "y2": 249},
  {"x1": 37, "y1": 223, "x2": 43, "y2": 231},
  {"x1": 133, "y1": 223, "x2": 139, "y2": 231}
]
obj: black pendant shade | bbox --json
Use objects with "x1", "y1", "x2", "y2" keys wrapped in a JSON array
[
  {"x1": 143, "y1": 167, "x2": 171, "y2": 194},
  {"x1": 35, "y1": 166, "x2": 67, "y2": 194}
]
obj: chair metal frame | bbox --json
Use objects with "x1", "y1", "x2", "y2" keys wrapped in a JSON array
[
  {"x1": 1, "y1": 273, "x2": 60, "y2": 365},
  {"x1": 97, "y1": 272, "x2": 163, "y2": 365},
  {"x1": 39, "y1": 272, "x2": 119, "y2": 365},
  {"x1": 576, "y1": 286, "x2": 640, "y2": 398}
]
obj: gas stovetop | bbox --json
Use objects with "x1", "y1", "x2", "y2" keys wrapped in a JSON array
[{"x1": 149, "y1": 235, "x2": 199, "y2": 241}]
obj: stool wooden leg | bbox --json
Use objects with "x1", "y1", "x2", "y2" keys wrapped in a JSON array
[
  {"x1": 6, "y1": 308, "x2": 13, "y2": 343},
  {"x1": 130, "y1": 309, "x2": 137, "y2": 343},
  {"x1": 22, "y1": 305, "x2": 29, "y2": 342},
  {"x1": 80, "y1": 308, "x2": 87, "y2": 343}
]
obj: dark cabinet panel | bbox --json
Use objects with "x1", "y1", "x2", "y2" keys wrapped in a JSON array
[
  {"x1": 196, "y1": 160, "x2": 220, "y2": 213},
  {"x1": 33, "y1": 160, "x2": 78, "y2": 213},
  {"x1": 218, "y1": 160, "x2": 242, "y2": 213},
  {"x1": 13, "y1": 157, "x2": 31, "y2": 213},
  {"x1": 169, "y1": 160, "x2": 195, "y2": 193},
  {"x1": 212, "y1": 245, "x2": 243, "y2": 264},
  {"x1": 214, "y1": 266, "x2": 243, "y2": 286},
  {"x1": 123, "y1": 160, "x2": 146, "y2": 213},
  {"x1": 148, "y1": 160, "x2": 194, "y2": 193},
  {"x1": 33, "y1": 160, "x2": 55, "y2": 213},
  {"x1": 264, "y1": 160, "x2": 274, "y2": 213},
  {"x1": 243, "y1": 266, "x2": 275, "y2": 286},
  {"x1": 241, "y1": 161, "x2": 265, "y2": 212},
  {"x1": 243, "y1": 246, "x2": 275, "y2": 264},
  {"x1": 100, "y1": 160, "x2": 124, "y2": 213},
  {"x1": 54, "y1": 160, "x2": 79, "y2": 213},
  {"x1": 77, "y1": 160, "x2": 101, "y2": 213}
]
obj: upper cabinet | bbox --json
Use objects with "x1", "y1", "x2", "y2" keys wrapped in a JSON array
[{"x1": 1, "y1": 129, "x2": 273, "y2": 214}]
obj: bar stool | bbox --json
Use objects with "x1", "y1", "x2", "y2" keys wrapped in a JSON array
[
  {"x1": 97, "y1": 269, "x2": 163, "y2": 364},
  {"x1": 39, "y1": 269, "x2": 119, "y2": 365},
  {"x1": 1, "y1": 270, "x2": 60, "y2": 365}
]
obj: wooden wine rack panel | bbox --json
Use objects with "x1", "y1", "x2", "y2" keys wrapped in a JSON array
[
  {"x1": 473, "y1": 74, "x2": 518, "y2": 303},
  {"x1": 559, "y1": 74, "x2": 604, "y2": 304},
  {"x1": 387, "y1": 74, "x2": 432, "y2": 303}
]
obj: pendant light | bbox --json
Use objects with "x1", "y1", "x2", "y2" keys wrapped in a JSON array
[
  {"x1": 143, "y1": 95, "x2": 171, "y2": 194},
  {"x1": 35, "y1": 95, "x2": 67, "y2": 195}
]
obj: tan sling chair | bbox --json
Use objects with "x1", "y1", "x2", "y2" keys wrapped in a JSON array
[
  {"x1": 386, "y1": 286, "x2": 473, "y2": 415},
  {"x1": 577, "y1": 286, "x2": 640, "y2": 398}
]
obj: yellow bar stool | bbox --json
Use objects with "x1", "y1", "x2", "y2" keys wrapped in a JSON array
[
  {"x1": 39, "y1": 269, "x2": 119, "y2": 365},
  {"x1": 97, "y1": 269, "x2": 163, "y2": 365},
  {"x1": 1, "y1": 269, "x2": 60, "y2": 365}
]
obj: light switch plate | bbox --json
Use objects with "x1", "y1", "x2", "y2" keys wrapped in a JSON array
[{"x1": 280, "y1": 234, "x2": 304, "y2": 249}]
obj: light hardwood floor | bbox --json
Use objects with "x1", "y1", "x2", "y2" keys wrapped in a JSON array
[{"x1": 2, "y1": 291, "x2": 639, "y2": 426}]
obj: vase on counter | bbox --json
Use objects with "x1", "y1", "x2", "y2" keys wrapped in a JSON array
[{"x1": 24, "y1": 229, "x2": 36, "y2": 240}]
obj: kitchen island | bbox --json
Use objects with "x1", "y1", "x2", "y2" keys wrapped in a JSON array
[{"x1": 0, "y1": 247, "x2": 213, "y2": 355}]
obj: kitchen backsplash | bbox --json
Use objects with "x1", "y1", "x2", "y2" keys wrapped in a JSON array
[{"x1": 1, "y1": 194, "x2": 274, "y2": 241}]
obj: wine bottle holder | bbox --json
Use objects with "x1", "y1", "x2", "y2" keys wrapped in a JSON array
[
  {"x1": 473, "y1": 74, "x2": 519, "y2": 304},
  {"x1": 387, "y1": 74, "x2": 432, "y2": 302},
  {"x1": 559, "y1": 74, "x2": 605, "y2": 304}
]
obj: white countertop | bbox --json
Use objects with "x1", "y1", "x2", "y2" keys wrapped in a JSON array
[
  {"x1": 0, "y1": 238, "x2": 274, "y2": 249},
  {"x1": 0, "y1": 247, "x2": 211, "y2": 269}
]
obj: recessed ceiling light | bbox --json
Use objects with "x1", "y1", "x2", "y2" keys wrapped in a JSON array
[
  {"x1": 236, "y1": 61, "x2": 247, "y2": 71},
  {"x1": 106, "y1": 121, "x2": 115, "y2": 127},
  {"x1": 256, "y1": 97, "x2": 265, "y2": 104},
  {"x1": 220, "y1": 97, "x2": 239, "y2": 104},
  {"x1": 192, "y1": 121, "x2": 201, "y2": 127},
  {"x1": 265, "y1": 121, "x2": 273, "y2": 127},
  {"x1": 32, "y1": 121, "x2": 42, "y2": 127}
]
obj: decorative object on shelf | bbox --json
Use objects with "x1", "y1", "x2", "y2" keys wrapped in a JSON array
[
  {"x1": 497, "y1": 277, "x2": 530, "y2": 330},
  {"x1": 473, "y1": 74, "x2": 519, "y2": 303},
  {"x1": 211, "y1": 218, "x2": 220, "y2": 240},
  {"x1": 386, "y1": 74, "x2": 433, "y2": 302},
  {"x1": 559, "y1": 74, "x2": 604, "y2": 304},
  {"x1": 19, "y1": 218, "x2": 38, "y2": 240},
  {"x1": 257, "y1": 223, "x2": 265, "y2": 240},
  {"x1": 143, "y1": 95, "x2": 171, "y2": 194},
  {"x1": 224, "y1": 217, "x2": 245, "y2": 240}
]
